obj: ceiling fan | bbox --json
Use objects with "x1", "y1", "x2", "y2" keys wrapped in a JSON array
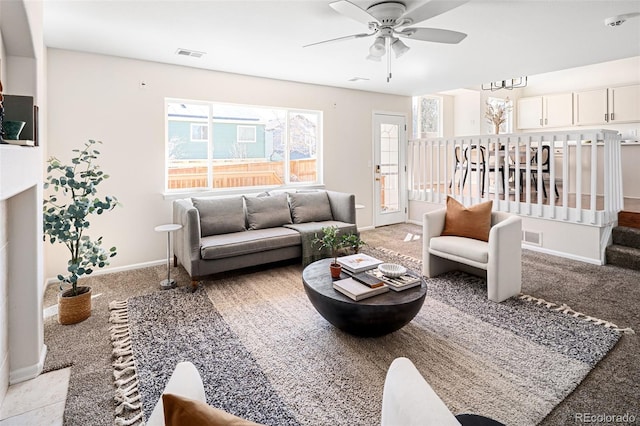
[{"x1": 305, "y1": 0, "x2": 468, "y2": 82}]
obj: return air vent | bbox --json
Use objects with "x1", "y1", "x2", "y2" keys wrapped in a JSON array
[
  {"x1": 522, "y1": 229, "x2": 542, "y2": 246},
  {"x1": 175, "y1": 48, "x2": 205, "y2": 58}
]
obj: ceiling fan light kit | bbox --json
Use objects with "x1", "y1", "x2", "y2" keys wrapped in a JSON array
[{"x1": 305, "y1": 0, "x2": 469, "y2": 82}]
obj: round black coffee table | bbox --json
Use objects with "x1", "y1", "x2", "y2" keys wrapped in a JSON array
[{"x1": 302, "y1": 258, "x2": 427, "y2": 337}]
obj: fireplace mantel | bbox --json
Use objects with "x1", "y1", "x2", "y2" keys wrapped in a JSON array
[{"x1": 0, "y1": 144, "x2": 46, "y2": 384}]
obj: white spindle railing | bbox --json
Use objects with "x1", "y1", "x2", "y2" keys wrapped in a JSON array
[{"x1": 408, "y1": 130, "x2": 623, "y2": 254}]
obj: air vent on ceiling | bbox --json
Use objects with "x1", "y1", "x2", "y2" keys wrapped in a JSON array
[
  {"x1": 348, "y1": 77, "x2": 370, "y2": 82},
  {"x1": 175, "y1": 48, "x2": 205, "y2": 58}
]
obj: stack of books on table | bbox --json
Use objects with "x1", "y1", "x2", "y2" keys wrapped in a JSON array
[
  {"x1": 365, "y1": 268, "x2": 422, "y2": 292},
  {"x1": 333, "y1": 277, "x2": 389, "y2": 301},
  {"x1": 337, "y1": 253, "x2": 383, "y2": 274}
]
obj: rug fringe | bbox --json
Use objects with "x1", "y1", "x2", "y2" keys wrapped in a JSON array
[
  {"x1": 519, "y1": 294, "x2": 635, "y2": 334},
  {"x1": 109, "y1": 299, "x2": 145, "y2": 426}
]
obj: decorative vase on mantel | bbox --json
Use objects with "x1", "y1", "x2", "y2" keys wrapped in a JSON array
[{"x1": 494, "y1": 122, "x2": 501, "y2": 135}]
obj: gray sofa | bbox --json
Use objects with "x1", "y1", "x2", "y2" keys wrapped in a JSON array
[{"x1": 173, "y1": 190, "x2": 357, "y2": 288}]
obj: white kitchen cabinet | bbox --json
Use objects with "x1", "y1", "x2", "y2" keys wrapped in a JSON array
[
  {"x1": 517, "y1": 96, "x2": 543, "y2": 129},
  {"x1": 544, "y1": 93, "x2": 573, "y2": 127},
  {"x1": 573, "y1": 88, "x2": 608, "y2": 125},
  {"x1": 517, "y1": 93, "x2": 573, "y2": 129},
  {"x1": 609, "y1": 84, "x2": 640, "y2": 123}
]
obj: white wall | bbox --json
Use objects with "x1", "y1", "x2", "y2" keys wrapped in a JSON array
[
  {"x1": 0, "y1": 199, "x2": 7, "y2": 405},
  {"x1": 45, "y1": 49, "x2": 411, "y2": 280}
]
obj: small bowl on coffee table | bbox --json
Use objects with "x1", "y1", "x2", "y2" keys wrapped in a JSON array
[{"x1": 378, "y1": 263, "x2": 407, "y2": 278}]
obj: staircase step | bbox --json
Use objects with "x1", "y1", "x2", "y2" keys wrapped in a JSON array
[
  {"x1": 606, "y1": 245, "x2": 640, "y2": 271},
  {"x1": 612, "y1": 226, "x2": 640, "y2": 250},
  {"x1": 619, "y1": 211, "x2": 640, "y2": 229}
]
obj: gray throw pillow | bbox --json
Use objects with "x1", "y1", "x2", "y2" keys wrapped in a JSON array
[
  {"x1": 288, "y1": 191, "x2": 333, "y2": 224},
  {"x1": 192, "y1": 196, "x2": 246, "y2": 237},
  {"x1": 244, "y1": 193, "x2": 292, "y2": 230}
]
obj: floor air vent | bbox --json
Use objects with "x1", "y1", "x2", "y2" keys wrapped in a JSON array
[{"x1": 522, "y1": 229, "x2": 542, "y2": 246}]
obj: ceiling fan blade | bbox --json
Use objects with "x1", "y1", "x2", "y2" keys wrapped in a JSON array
[
  {"x1": 401, "y1": 0, "x2": 468, "y2": 25},
  {"x1": 329, "y1": 0, "x2": 378, "y2": 25},
  {"x1": 303, "y1": 32, "x2": 375, "y2": 48},
  {"x1": 398, "y1": 27, "x2": 467, "y2": 44}
]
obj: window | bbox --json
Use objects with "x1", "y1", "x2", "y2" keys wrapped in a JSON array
[
  {"x1": 190, "y1": 123, "x2": 208, "y2": 141},
  {"x1": 166, "y1": 100, "x2": 322, "y2": 192},
  {"x1": 485, "y1": 97, "x2": 513, "y2": 134},
  {"x1": 237, "y1": 125, "x2": 257, "y2": 143},
  {"x1": 412, "y1": 95, "x2": 442, "y2": 138}
]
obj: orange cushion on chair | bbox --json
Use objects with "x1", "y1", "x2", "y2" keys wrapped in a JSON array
[
  {"x1": 163, "y1": 393, "x2": 265, "y2": 426},
  {"x1": 441, "y1": 196, "x2": 493, "y2": 242}
]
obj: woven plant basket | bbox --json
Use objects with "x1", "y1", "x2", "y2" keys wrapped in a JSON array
[{"x1": 58, "y1": 286, "x2": 92, "y2": 325}]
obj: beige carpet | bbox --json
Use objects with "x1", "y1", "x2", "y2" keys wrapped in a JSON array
[{"x1": 42, "y1": 223, "x2": 639, "y2": 426}]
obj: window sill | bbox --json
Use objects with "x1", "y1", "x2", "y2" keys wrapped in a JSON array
[{"x1": 162, "y1": 184, "x2": 326, "y2": 200}]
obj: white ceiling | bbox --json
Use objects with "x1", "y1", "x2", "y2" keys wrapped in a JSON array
[{"x1": 43, "y1": 0, "x2": 640, "y2": 96}]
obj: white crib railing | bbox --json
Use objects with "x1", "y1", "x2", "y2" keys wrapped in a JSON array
[{"x1": 408, "y1": 129, "x2": 623, "y2": 229}]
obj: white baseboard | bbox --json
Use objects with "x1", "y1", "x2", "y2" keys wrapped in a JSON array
[
  {"x1": 9, "y1": 344, "x2": 47, "y2": 385},
  {"x1": 45, "y1": 259, "x2": 166, "y2": 286},
  {"x1": 358, "y1": 225, "x2": 375, "y2": 231},
  {"x1": 522, "y1": 245, "x2": 603, "y2": 265},
  {"x1": 406, "y1": 219, "x2": 421, "y2": 226}
]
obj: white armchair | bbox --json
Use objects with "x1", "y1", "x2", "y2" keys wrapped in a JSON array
[
  {"x1": 381, "y1": 357, "x2": 504, "y2": 426},
  {"x1": 422, "y1": 208, "x2": 522, "y2": 303}
]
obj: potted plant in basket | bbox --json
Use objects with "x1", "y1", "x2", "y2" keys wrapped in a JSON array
[
  {"x1": 43, "y1": 139, "x2": 119, "y2": 325},
  {"x1": 312, "y1": 225, "x2": 346, "y2": 278}
]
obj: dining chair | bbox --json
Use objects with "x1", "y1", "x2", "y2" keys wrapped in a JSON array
[
  {"x1": 508, "y1": 145, "x2": 530, "y2": 192},
  {"x1": 529, "y1": 145, "x2": 559, "y2": 198},
  {"x1": 449, "y1": 145, "x2": 467, "y2": 189},
  {"x1": 462, "y1": 145, "x2": 505, "y2": 195}
]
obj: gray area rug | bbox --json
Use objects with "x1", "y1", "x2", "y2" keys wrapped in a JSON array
[{"x1": 109, "y1": 247, "x2": 625, "y2": 426}]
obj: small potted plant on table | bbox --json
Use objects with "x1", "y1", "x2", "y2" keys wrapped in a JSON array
[
  {"x1": 43, "y1": 139, "x2": 119, "y2": 324},
  {"x1": 341, "y1": 232, "x2": 366, "y2": 254},
  {"x1": 313, "y1": 225, "x2": 346, "y2": 278}
]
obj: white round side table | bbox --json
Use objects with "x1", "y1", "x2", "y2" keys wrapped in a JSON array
[{"x1": 154, "y1": 224, "x2": 182, "y2": 290}]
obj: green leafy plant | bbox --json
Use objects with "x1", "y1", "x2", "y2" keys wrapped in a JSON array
[
  {"x1": 312, "y1": 225, "x2": 345, "y2": 265},
  {"x1": 43, "y1": 139, "x2": 119, "y2": 296},
  {"x1": 341, "y1": 232, "x2": 366, "y2": 254}
]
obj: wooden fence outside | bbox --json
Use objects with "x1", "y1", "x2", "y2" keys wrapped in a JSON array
[{"x1": 167, "y1": 158, "x2": 317, "y2": 189}]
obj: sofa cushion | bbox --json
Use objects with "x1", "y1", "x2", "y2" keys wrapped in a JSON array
[
  {"x1": 288, "y1": 191, "x2": 333, "y2": 224},
  {"x1": 193, "y1": 196, "x2": 246, "y2": 237},
  {"x1": 244, "y1": 193, "x2": 292, "y2": 230},
  {"x1": 201, "y1": 227, "x2": 301, "y2": 260},
  {"x1": 441, "y1": 196, "x2": 493, "y2": 242},
  {"x1": 162, "y1": 393, "x2": 264, "y2": 426},
  {"x1": 429, "y1": 235, "x2": 489, "y2": 264}
]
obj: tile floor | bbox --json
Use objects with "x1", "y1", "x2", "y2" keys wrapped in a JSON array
[
  {"x1": 0, "y1": 294, "x2": 96, "y2": 424},
  {"x1": 0, "y1": 366, "x2": 69, "y2": 425}
]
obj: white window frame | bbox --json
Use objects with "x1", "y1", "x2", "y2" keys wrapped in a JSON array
[
  {"x1": 190, "y1": 122, "x2": 208, "y2": 141},
  {"x1": 412, "y1": 95, "x2": 443, "y2": 139},
  {"x1": 237, "y1": 125, "x2": 257, "y2": 144},
  {"x1": 165, "y1": 98, "x2": 323, "y2": 194}
]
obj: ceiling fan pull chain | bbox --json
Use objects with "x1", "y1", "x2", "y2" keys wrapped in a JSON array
[{"x1": 387, "y1": 36, "x2": 392, "y2": 82}]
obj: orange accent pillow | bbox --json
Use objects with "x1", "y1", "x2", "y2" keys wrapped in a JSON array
[
  {"x1": 163, "y1": 393, "x2": 265, "y2": 426},
  {"x1": 441, "y1": 196, "x2": 493, "y2": 242}
]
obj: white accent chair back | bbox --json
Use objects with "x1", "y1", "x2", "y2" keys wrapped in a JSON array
[{"x1": 422, "y1": 209, "x2": 522, "y2": 303}]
